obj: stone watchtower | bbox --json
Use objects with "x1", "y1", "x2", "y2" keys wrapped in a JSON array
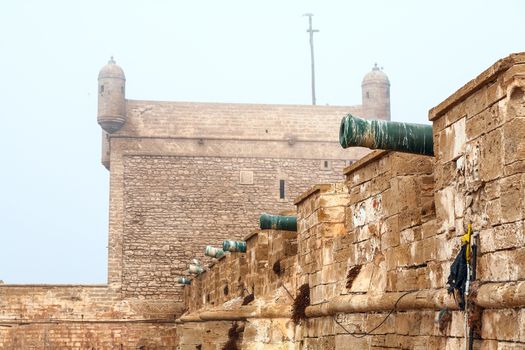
[
  {"x1": 94, "y1": 57, "x2": 390, "y2": 302},
  {"x1": 361, "y1": 63, "x2": 391, "y2": 120},
  {"x1": 97, "y1": 57, "x2": 127, "y2": 133},
  {"x1": 97, "y1": 58, "x2": 126, "y2": 169}
]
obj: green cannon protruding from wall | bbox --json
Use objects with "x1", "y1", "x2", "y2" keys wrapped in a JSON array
[
  {"x1": 205, "y1": 245, "x2": 225, "y2": 259},
  {"x1": 223, "y1": 240, "x2": 247, "y2": 253},
  {"x1": 259, "y1": 213, "x2": 297, "y2": 231},
  {"x1": 188, "y1": 263, "x2": 204, "y2": 275},
  {"x1": 339, "y1": 114, "x2": 434, "y2": 156},
  {"x1": 177, "y1": 277, "x2": 191, "y2": 285}
]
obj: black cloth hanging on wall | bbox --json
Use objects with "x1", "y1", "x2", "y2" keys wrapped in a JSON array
[{"x1": 447, "y1": 244, "x2": 468, "y2": 309}]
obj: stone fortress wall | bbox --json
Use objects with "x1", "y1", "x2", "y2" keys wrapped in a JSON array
[
  {"x1": 0, "y1": 59, "x2": 388, "y2": 348},
  {"x1": 4, "y1": 50, "x2": 523, "y2": 350},
  {"x1": 176, "y1": 53, "x2": 525, "y2": 349}
]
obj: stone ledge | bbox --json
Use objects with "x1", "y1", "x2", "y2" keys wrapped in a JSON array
[
  {"x1": 429, "y1": 52, "x2": 525, "y2": 121},
  {"x1": 293, "y1": 184, "x2": 333, "y2": 205},
  {"x1": 343, "y1": 150, "x2": 389, "y2": 176},
  {"x1": 243, "y1": 230, "x2": 260, "y2": 242},
  {"x1": 0, "y1": 284, "x2": 107, "y2": 288}
]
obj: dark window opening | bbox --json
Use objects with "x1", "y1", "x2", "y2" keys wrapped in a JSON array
[
  {"x1": 121, "y1": 86, "x2": 125, "y2": 94},
  {"x1": 321, "y1": 160, "x2": 332, "y2": 170},
  {"x1": 99, "y1": 85, "x2": 104, "y2": 93},
  {"x1": 279, "y1": 180, "x2": 285, "y2": 199},
  {"x1": 366, "y1": 91, "x2": 370, "y2": 99}
]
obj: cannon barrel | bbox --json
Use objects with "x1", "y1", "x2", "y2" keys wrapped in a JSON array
[
  {"x1": 339, "y1": 114, "x2": 434, "y2": 156},
  {"x1": 223, "y1": 240, "x2": 247, "y2": 253},
  {"x1": 259, "y1": 213, "x2": 297, "y2": 231},
  {"x1": 205, "y1": 245, "x2": 225, "y2": 259},
  {"x1": 188, "y1": 264, "x2": 204, "y2": 275},
  {"x1": 177, "y1": 277, "x2": 191, "y2": 285}
]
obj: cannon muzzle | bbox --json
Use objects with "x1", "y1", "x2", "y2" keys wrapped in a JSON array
[
  {"x1": 205, "y1": 245, "x2": 225, "y2": 259},
  {"x1": 339, "y1": 114, "x2": 433, "y2": 156},
  {"x1": 259, "y1": 213, "x2": 297, "y2": 231},
  {"x1": 177, "y1": 277, "x2": 191, "y2": 285},
  {"x1": 188, "y1": 263, "x2": 204, "y2": 275},
  {"x1": 223, "y1": 240, "x2": 247, "y2": 253}
]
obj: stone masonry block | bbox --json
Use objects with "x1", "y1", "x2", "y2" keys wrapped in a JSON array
[
  {"x1": 434, "y1": 159, "x2": 457, "y2": 191},
  {"x1": 466, "y1": 103, "x2": 503, "y2": 142},
  {"x1": 319, "y1": 194, "x2": 350, "y2": 208},
  {"x1": 500, "y1": 174, "x2": 525, "y2": 224},
  {"x1": 392, "y1": 176, "x2": 420, "y2": 211},
  {"x1": 435, "y1": 186, "x2": 455, "y2": 233},
  {"x1": 504, "y1": 117, "x2": 525, "y2": 165},
  {"x1": 381, "y1": 188, "x2": 398, "y2": 217},
  {"x1": 439, "y1": 117, "x2": 466, "y2": 163},
  {"x1": 398, "y1": 208, "x2": 422, "y2": 231},
  {"x1": 318, "y1": 206, "x2": 345, "y2": 223},
  {"x1": 478, "y1": 247, "x2": 525, "y2": 282},
  {"x1": 381, "y1": 216, "x2": 400, "y2": 250},
  {"x1": 479, "y1": 221, "x2": 525, "y2": 254},
  {"x1": 479, "y1": 127, "x2": 504, "y2": 182},
  {"x1": 482, "y1": 309, "x2": 521, "y2": 342},
  {"x1": 391, "y1": 153, "x2": 434, "y2": 176}
]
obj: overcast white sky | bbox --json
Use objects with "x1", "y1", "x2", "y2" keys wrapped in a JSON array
[{"x1": 0, "y1": 0, "x2": 523, "y2": 284}]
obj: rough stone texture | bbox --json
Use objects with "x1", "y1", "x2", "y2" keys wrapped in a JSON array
[
  {"x1": 107, "y1": 101, "x2": 371, "y2": 297},
  {"x1": 6, "y1": 53, "x2": 525, "y2": 348},
  {"x1": 0, "y1": 285, "x2": 180, "y2": 349},
  {"x1": 122, "y1": 156, "x2": 347, "y2": 299},
  {"x1": 296, "y1": 183, "x2": 350, "y2": 306},
  {"x1": 4, "y1": 62, "x2": 385, "y2": 347},
  {"x1": 175, "y1": 53, "x2": 525, "y2": 349},
  {"x1": 177, "y1": 321, "x2": 231, "y2": 350},
  {"x1": 3, "y1": 59, "x2": 388, "y2": 347},
  {"x1": 0, "y1": 323, "x2": 176, "y2": 350}
]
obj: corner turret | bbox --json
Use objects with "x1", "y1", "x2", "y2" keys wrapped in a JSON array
[
  {"x1": 97, "y1": 57, "x2": 126, "y2": 133},
  {"x1": 361, "y1": 63, "x2": 391, "y2": 120}
]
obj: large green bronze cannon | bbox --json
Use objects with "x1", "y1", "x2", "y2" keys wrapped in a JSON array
[
  {"x1": 339, "y1": 114, "x2": 434, "y2": 156},
  {"x1": 259, "y1": 213, "x2": 297, "y2": 231}
]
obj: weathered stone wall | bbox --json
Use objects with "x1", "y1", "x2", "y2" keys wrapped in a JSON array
[
  {"x1": 106, "y1": 101, "x2": 369, "y2": 295},
  {"x1": 179, "y1": 184, "x2": 349, "y2": 349},
  {"x1": 343, "y1": 151, "x2": 435, "y2": 294},
  {"x1": 176, "y1": 54, "x2": 525, "y2": 349},
  {"x1": 294, "y1": 183, "x2": 349, "y2": 302},
  {"x1": 99, "y1": 95, "x2": 371, "y2": 302},
  {"x1": 184, "y1": 227, "x2": 298, "y2": 311},
  {"x1": 2, "y1": 78, "x2": 373, "y2": 348},
  {"x1": 3, "y1": 61, "x2": 387, "y2": 346},
  {"x1": 121, "y1": 155, "x2": 347, "y2": 299},
  {"x1": 299, "y1": 152, "x2": 442, "y2": 349},
  {"x1": 430, "y1": 52, "x2": 525, "y2": 349},
  {"x1": 121, "y1": 101, "x2": 363, "y2": 142},
  {"x1": 177, "y1": 321, "x2": 231, "y2": 350},
  {"x1": 0, "y1": 285, "x2": 180, "y2": 349},
  {"x1": 173, "y1": 154, "x2": 460, "y2": 349}
]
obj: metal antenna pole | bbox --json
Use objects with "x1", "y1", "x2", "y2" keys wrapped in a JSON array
[{"x1": 303, "y1": 13, "x2": 319, "y2": 105}]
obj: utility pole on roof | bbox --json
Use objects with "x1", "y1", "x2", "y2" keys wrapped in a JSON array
[{"x1": 303, "y1": 13, "x2": 319, "y2": 105}]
